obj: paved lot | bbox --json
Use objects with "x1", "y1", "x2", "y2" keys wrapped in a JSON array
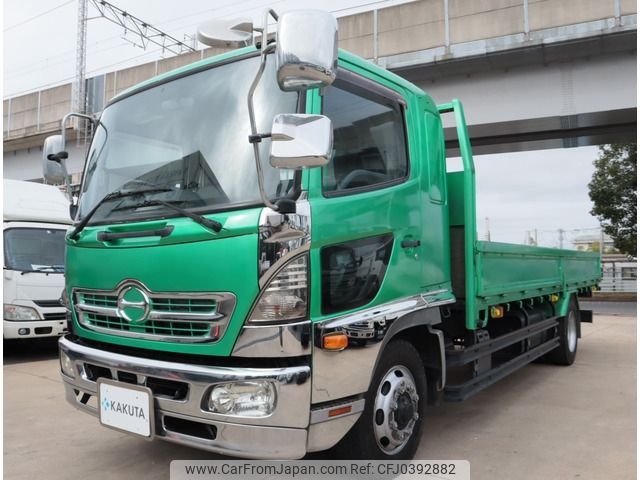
[
  {"x1": 4, "y1": 311, "x2": 636, "y2": 480},
  {"x1": 581, "y1": 300, "x2": 637, "y2": 316}
]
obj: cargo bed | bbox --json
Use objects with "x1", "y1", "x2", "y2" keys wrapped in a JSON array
[{"x1": 440, "y1": 100, "x2": 601, "y2": 330}]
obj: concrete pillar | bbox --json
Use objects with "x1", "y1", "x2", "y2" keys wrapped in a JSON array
[
  {"x1": 36, "y1": 90, "x2": 41, "y2": 132},
  {"x1": 373, "y1": 9, "x2": 379, "y2": 63},
  {"x1": 444, "y1": 0, "x2": 450, "y2": 47}
]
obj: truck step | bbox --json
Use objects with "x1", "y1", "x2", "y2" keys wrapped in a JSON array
[
  {"x1": 445, "y1": 317, "x2": 559, "y2": 367},
  {"x1": 444, "y1": 337, "x2": 560, "y2": 402}
]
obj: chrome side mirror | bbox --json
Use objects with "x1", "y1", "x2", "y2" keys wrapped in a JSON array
[
  {"x1": 42, "y1": 135, "x2": 67, "y2": 185},
  {"x1": 269, "y1": 114, "x2": 332, "y2": 169},
  {"x1": 276, "y1": 10, "x2": 338, "y2": 92}
]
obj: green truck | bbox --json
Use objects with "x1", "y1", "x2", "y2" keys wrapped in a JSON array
[{"x1": 46, "y1": 9, "x2": 600, "y2": 460}]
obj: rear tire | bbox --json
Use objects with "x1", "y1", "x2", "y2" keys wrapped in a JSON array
[
  {"x1": 547, "y1": 297, "x2": 579, "y2": 366},
  {"x1": 333, "y1": 340, "x2": 427, "y2": 459}
]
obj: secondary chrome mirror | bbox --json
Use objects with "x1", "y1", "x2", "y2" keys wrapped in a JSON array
[
  {"x1": 269, "y1": 114, "x2": 332, "y2": 169},
  {"x1": 197, "y1": 18, "x2": 254, "y2": 48},
  {"x1": 276, "y1": 10, "x2": 338, "y2": 91},
  {"x1": 42, "y1": 135, "x2": 67, "y2": 185}
]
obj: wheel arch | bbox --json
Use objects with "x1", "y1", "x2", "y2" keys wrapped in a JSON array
[{"x1": 369, "y1": 307, "x2": 445, "y2": 405}]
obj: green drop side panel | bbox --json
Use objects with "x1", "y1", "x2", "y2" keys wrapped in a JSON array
[
  {"x1": 445, "y1": 143, "x2": 601, "y2": 326},
  {"x1": 474, "y1": 241, "x2": 601, "y2": 309}
]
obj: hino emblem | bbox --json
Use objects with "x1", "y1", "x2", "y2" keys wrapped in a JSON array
[{"x1": 116, "y1": 284, "x2": 151, "y2": 323}]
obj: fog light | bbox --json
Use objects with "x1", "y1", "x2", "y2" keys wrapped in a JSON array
[
  {"x1": 18, "y1": 328, "x2": 29, "y2": 336},
  {"x1": 60, "y1": 351, "x2": 75, "y2": 377},
  {"x1": 207, "y1": 381, "x2": 276, "y2": 417}
]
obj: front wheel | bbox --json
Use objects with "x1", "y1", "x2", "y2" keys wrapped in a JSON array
[{"x1": 333, "y1": 339, "x2": 427, "y2": 459}]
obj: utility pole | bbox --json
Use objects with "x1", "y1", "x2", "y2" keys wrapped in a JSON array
[
  {"x1": 73, "y1": 0, "x2": 88, "y2": 118},
  {"x1": 599, "y1": 225, "x2": 605, "y2": 257},
  {"x1": 558, "y1": 228, "x2": 564, "y2": 249},
  {"x1": 533, "y1": 228, "x2": 538, "y2": 246},
  {"x1": 484, "y1": 217, "x2": 491, "y2": 241}
]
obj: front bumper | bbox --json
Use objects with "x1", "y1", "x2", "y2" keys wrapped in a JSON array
[
  {"x1": 4, "y1": 319, "x2": 67, "y2": 339},
  {"x1": 58, "y1": 335, "x2": 311, "y2": 459}
]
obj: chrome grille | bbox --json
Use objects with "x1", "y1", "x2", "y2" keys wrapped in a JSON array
[{"x1": 73, "y1": 283, "x2": 236, "y2": 343}]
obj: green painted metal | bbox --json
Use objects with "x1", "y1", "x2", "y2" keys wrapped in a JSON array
[
  {"x1": 438, "y1": 101, "x2": 478, "y2": 330},
  {"x1": 65, "y1": 208, "x2": 263, "y2": 355},
  {"x1": 475, "y1": 240, "x2": 600, "y2": 311},
  {"x1": 66, "y1": 45, "x2": 602, "y2": 358},
  {"x1": 438, "y1": 101, "x2": 600, "y2": 329}
]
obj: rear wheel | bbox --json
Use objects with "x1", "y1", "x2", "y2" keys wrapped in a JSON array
[
  {"x1": 547, "y1": 297, "x2": 579, "y2": 365},
  {"x1": 333, "y1": 340, "x2": 427, "y2": 459}
]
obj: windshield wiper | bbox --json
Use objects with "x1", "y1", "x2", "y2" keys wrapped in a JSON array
[
  {"x1": 69, "y1": 187, "x2": 172, "y2": 240},
  {"x1": 20, "y1": 265, "x2": 64, "y2": 276},
  {"x1": 112, "y1": 199, "x2": 222, "y2": 233}
]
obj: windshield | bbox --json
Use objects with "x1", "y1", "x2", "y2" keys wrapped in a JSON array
[
  {"x1": 78, "y1": 54, "x2": 299, "y2": 223},
  {"x1": 4, "y1": 228, "x2": 66, "y2": 272}
]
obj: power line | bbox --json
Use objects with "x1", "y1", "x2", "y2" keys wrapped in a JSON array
[
  {"x1": 4, "y1": 0, "x2": 75, "y2": 32},
  {"x1": 5, "y1": 0, "x2": 407, "y2": 97}
]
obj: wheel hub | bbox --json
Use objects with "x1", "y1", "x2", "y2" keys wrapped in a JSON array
[
  {"x1": 372, "y1": 365, "x2": 420, "y2": 455},
  {"x1": 395, "y1": 392, "x2": 414, "y2": 430}
]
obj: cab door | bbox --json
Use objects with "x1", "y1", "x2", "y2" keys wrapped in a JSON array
[{"x1": 307, "y1": 70, "x2": 424, "y2": 320}]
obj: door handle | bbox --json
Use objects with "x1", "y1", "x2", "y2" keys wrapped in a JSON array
[{"x1": 401, "y1": 239, "x2": 421, "y2": 248}]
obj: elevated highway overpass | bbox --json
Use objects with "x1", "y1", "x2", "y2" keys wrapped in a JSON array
[{"x1": 4, "y1": 0, "x2": 637, "y2": 181}]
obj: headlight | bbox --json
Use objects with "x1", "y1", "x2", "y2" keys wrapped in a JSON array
[
  {"x1": 60, "y1": 351, "x2": 75, "y2": 378},
  {"x1": 3, "y1": 304, "x2": 40, "y2": 321},
  {"x1": 59, "y1": 288, "x2": 70, "y2": 310},
  {"x1": 248, "y1": 255, "x2": 307, "y2": 324},
  {"x1": 206, "y1": 381, "x2": 277, "y2": 417}
]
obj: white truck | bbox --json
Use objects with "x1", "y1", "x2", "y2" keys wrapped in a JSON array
[{"x1": 3, "y1": 180, "x2": 71, "y2": 339}]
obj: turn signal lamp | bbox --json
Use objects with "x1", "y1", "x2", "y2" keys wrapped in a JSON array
[{"x1": 322, "y1": 333, "x2": 348, "y2": 351}]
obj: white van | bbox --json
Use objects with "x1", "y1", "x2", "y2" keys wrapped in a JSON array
[{"x1": 3, "y1": 180, "x2": 71, "y2": 339}]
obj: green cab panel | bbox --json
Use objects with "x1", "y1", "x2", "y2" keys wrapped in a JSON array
[{"x1": 66, "y1": 208, "x2": 262, "y2": 355}]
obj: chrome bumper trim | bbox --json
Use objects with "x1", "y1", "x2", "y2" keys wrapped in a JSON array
[{"x1": 59, "y1": 335, "x2": 310, "y2": 429}]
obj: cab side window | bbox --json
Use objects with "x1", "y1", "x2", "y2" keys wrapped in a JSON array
[{"x1": 322, "y1": 81, "x2": 408, "y2": 194}]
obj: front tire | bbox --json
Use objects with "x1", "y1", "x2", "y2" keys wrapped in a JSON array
[
  {"x1": 547, "y1": 297, "x2": 579, "y2": 365},
  {"x1": 333, "y1": 339, "x2": 427, "y2": 459}
]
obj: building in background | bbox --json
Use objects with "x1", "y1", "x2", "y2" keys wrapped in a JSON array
[
  {"x1": 4, "y1": 0, "x2": 637, "y2": 185},
  {"x1": 572, "y1": 233, "x2": 616, "y2": 252},
  {"x1": 600, "y1": 254, "x2": 637, "y2": 293}
]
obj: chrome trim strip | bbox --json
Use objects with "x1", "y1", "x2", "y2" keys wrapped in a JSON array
[
  {"x1": 232, "y1": 320, "x2": 312, "y2": 357},
  {"x1": 312, "y1": 292, "x2": 445, "y2": 404},
  {"x1": 74, "y1": 324, "x2": 219, "y2": 344},
  {"x1": 147, "y1": 311, "x2": 224, "y2": 321},
  {"x1": 75, "y1": 304, "x2": 117, "y2": 316},
  {"x1": 59, "y1": 335, "x2": 311, "y2": 429},
  {"x1": 318, "y1": 295, "x2": 428, "y2": 331},
  {"x1": 427, "y1": 325, "x2": 446, "y2": 390},
  {"x1": 309, "y1": 398, "x2": 365, "y2": 424}
]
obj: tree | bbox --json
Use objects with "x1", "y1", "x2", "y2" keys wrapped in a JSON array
[{"x1": 588, "y1": 144, "x2": 637, "y2": 256}]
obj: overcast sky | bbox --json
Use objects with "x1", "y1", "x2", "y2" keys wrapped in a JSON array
[{"x1": 3, "y1": 0, "x2": 603, "y2": 246}]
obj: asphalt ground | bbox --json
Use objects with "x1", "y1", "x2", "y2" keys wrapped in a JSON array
[
  {"x1": 3, "y1": 307, "x2": 636, "y2": 480},
  {"x1": 580, "y1": 300, "x2": 637, "y2": 316}
]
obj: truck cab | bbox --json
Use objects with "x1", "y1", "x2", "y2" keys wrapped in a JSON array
[
  {"x1": 49, "y1": 10, "x2": 599, "y2": 460},
  {"x1": 3, "y1": 180, "x2": 71, "y2": 339}
]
